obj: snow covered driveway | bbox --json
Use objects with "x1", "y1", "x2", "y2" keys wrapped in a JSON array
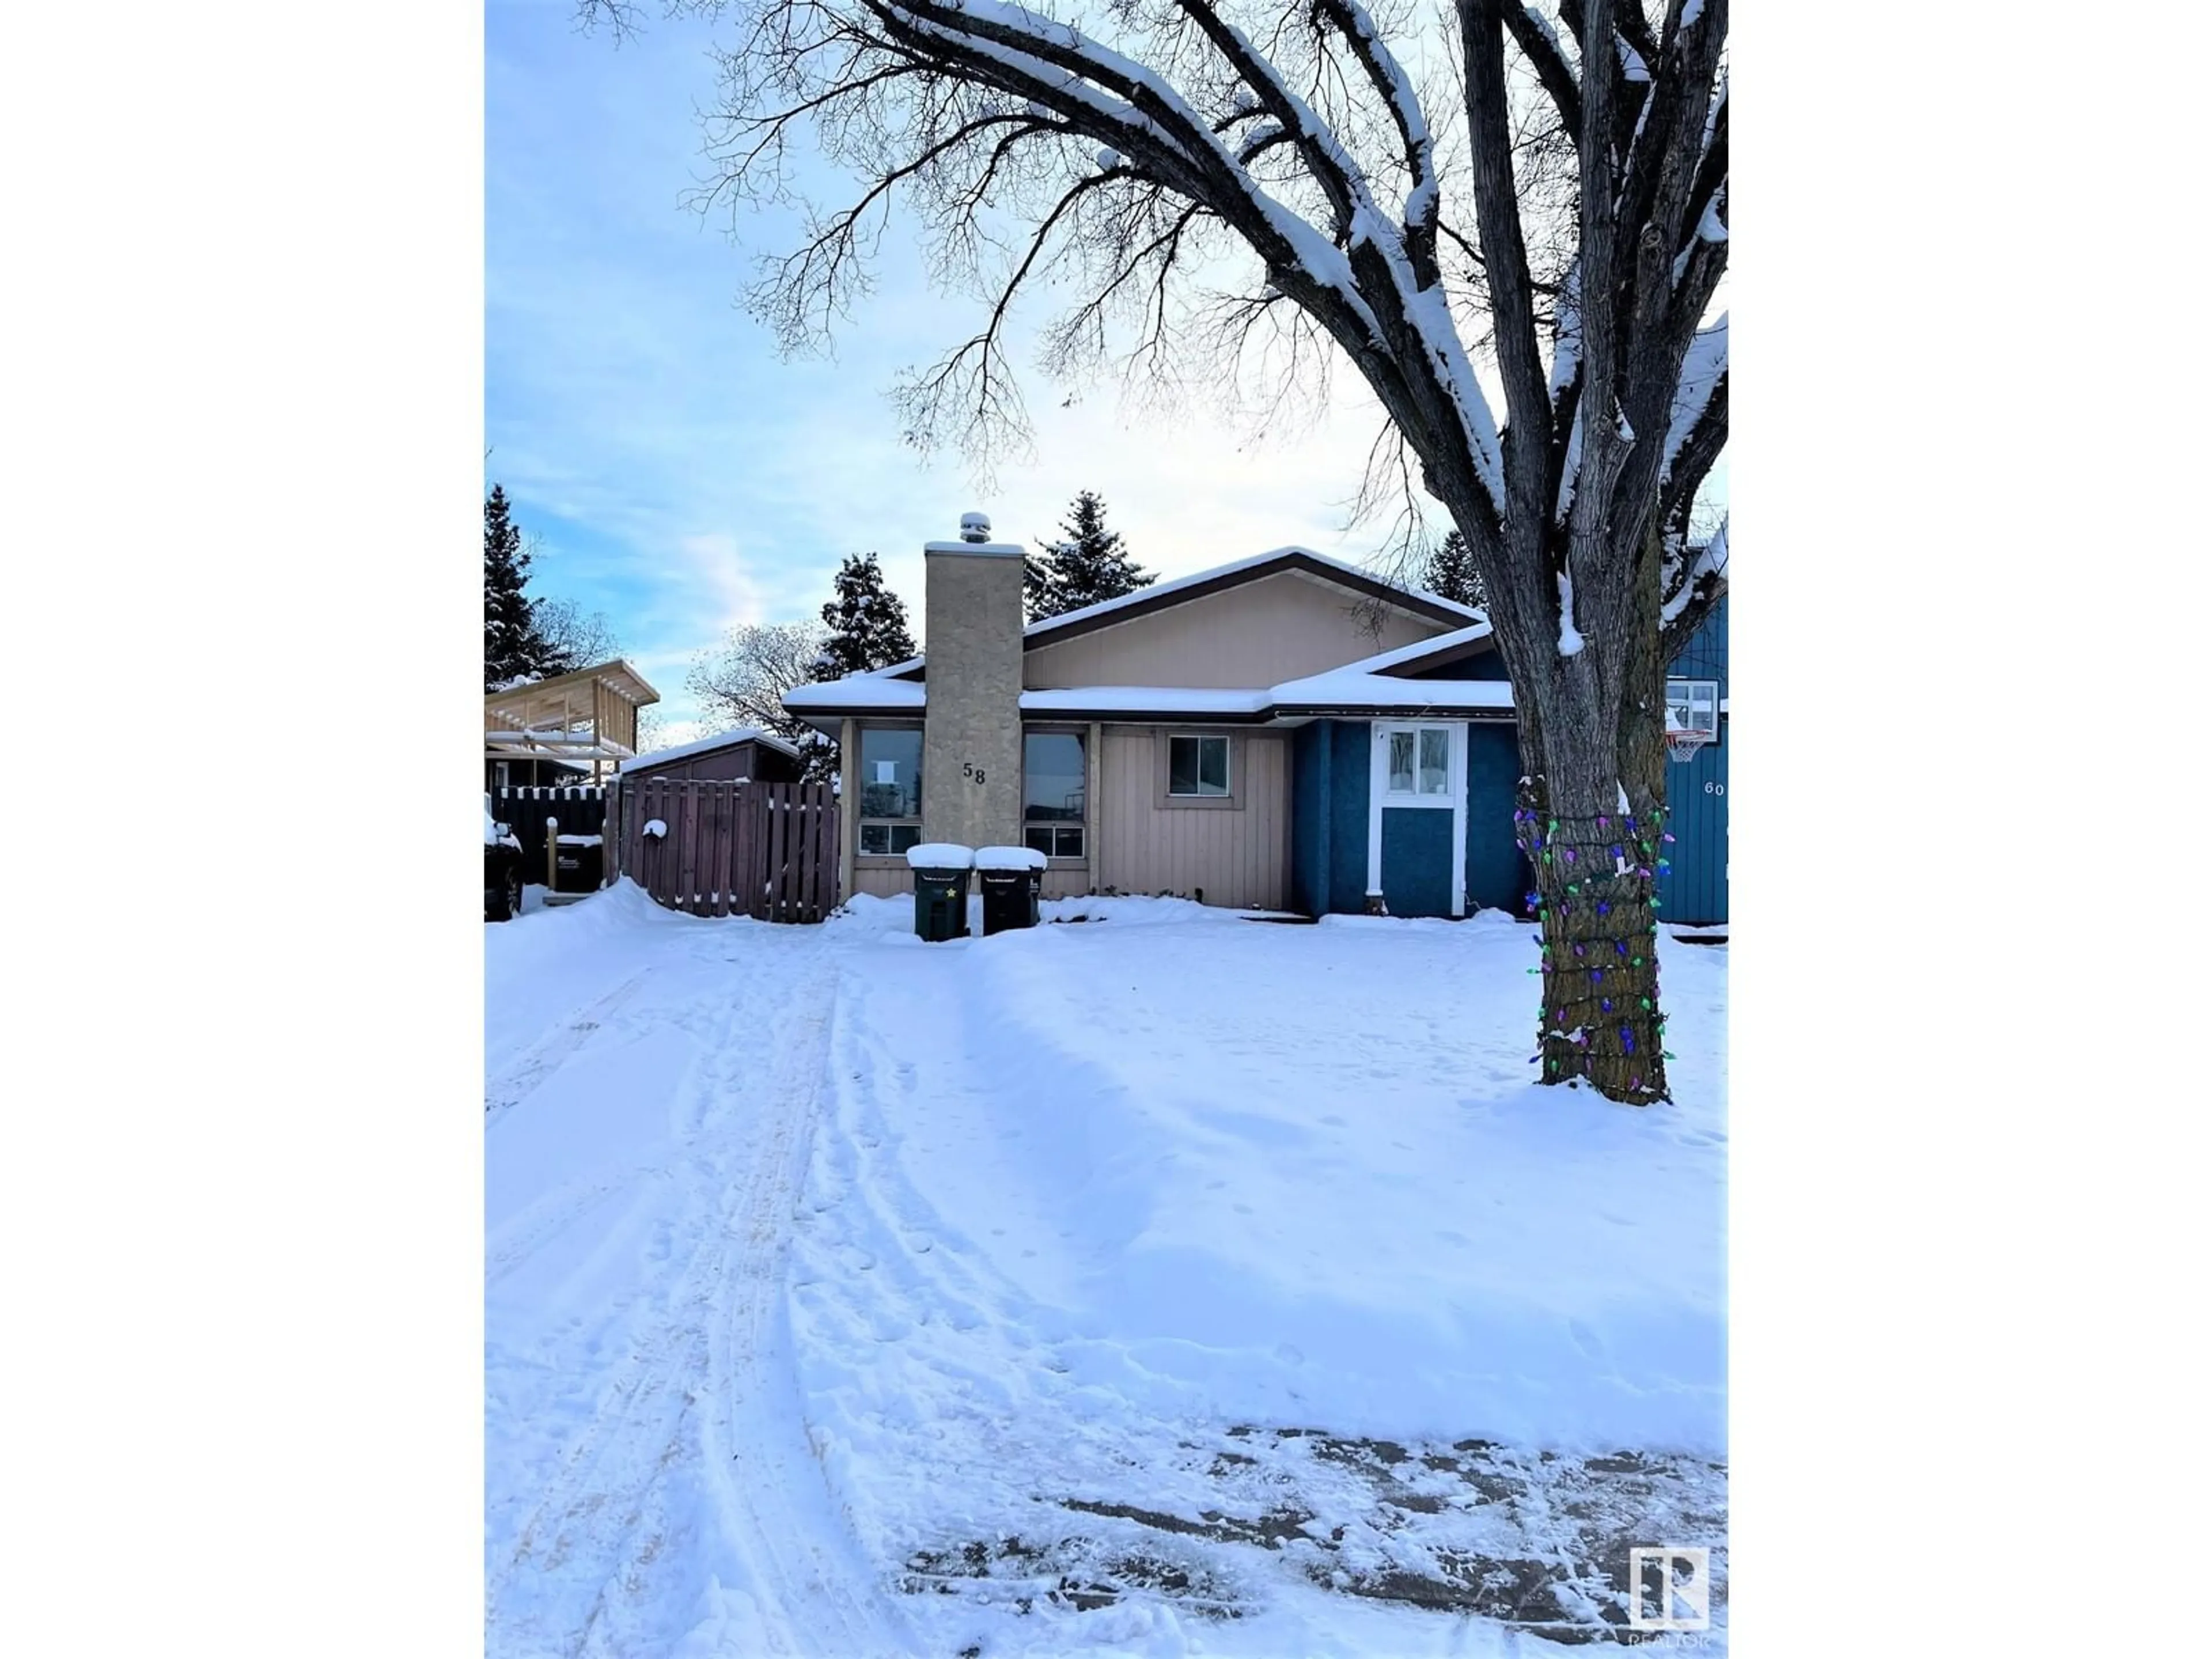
[
  {"x1": 487, "y1": 890, "x2": 907, "y2": 1658},
  {"x1": 487, "y1": 887, "x2": 1728, "y2": 1656}
]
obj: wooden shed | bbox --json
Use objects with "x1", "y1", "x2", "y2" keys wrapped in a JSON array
[{"x1": 615, "y1": 728, "x2": 809, "y2": 786}]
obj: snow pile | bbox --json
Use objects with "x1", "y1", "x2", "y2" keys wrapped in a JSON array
[
  {"x1": 786, "y1": 907, "x2": 1726, "y2": 1645},
  {"x1": 974, "y1": 845, "x2": 1048, "y2": 871},
  {"x1": 903, "y1": 843, "x2": 975, "y2": 869}
]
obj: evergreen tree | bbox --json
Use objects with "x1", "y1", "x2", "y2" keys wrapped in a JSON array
[
  {"x1": 1025, "y1": 490, "x2": 1153, "y2": 620},
  {"x1": 813, "y1": 552, "x2": 917, "y2": 681},
  {"x1": 1420, "y1": 528, "x2": 1487, "y2": 612},
  {"x1": 484, "y1": 484, "x2": 560, "y2": 688}
]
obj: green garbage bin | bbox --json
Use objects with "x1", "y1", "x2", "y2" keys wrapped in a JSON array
[
  {"x1": 906, "y1": 844, "x2": 974, "y2": 942},
  {"x1": 975, "y1": 846, "x2": 1047, "y2": 935}
]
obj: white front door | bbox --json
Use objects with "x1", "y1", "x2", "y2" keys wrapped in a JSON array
[{"x1": 1367, "y1": 721, "x2": 1468, "y2": 917}]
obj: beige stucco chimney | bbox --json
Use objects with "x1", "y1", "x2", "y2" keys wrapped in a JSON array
[{"x1": 922, "y1": 512, "x2": 1025, "y2": 849}]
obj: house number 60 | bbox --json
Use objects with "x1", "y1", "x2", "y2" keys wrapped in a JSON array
[{"x1": 961, "y1": 762, "x2": 987, "y2": 785}]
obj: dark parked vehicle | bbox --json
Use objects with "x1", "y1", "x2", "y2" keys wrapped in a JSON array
[{"x1": 486, "y1": 805, "x2": 527, "y2": 922}]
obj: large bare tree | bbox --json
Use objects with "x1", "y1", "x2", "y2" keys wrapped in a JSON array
[
  {"x1": 687, "y1": 619, "x2": 839, "y2": 774},
  {"x1": 588, "y1": 0, "x2": 1726, "y2": 1103}
]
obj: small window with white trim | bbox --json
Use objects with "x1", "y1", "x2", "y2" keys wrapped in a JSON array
[
  {"x1": 1382, "y1": 724, "x2": 1455, "y2": 798},
  {"x1": 1665, "y1": 679, "x2": 1721, "y2": 740}
]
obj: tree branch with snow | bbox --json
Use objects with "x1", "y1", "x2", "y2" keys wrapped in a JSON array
[{"x1": 584, "y1": 0, "x2": 1727, "y2": 1102}]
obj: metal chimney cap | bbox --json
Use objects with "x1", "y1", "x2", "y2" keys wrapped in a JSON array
[{"x1": 959, "y1": 510, "x2": 992, "y2": 543}]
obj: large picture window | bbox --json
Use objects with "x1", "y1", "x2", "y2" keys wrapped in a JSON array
[
  {"x1": 1022, "y1": 731, "x2": 1086, "y2": 859},
  {"x1": 1166, "y1": 734, "x2": 1231, "y2": 798},
  {"x1": 856, "y1": 726, "x2": 922, "y2": 856}
]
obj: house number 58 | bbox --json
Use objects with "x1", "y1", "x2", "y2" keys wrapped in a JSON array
[{"x1": 961, "y1": 762, "x2": 987, "y2": 785}]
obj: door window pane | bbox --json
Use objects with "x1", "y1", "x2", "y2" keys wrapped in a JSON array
[
  {"x1": 1388, "y1": 729, "x2": 1415, "y2": 794},
  {"x1": 1418, "y1": 728, "x2": 1450, "y2": 794}
]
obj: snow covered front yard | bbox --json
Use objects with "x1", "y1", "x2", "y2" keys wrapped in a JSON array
[{"x1": 487, "y1": 886, "x2": 1727, "y2": 1657}]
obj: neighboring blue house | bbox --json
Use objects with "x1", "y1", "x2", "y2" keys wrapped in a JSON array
[
  {"x1": 1657, "y1": 593, "x2": 1729, "y2": 926},
  {"x1": 785, "y1": 536, "x2": 1729, "y2": 928}
]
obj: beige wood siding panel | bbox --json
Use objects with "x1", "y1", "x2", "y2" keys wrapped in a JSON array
[
  {"x1": 1024, "y1": 571, "x2": 1446, "y2": 690},
  {"x1": 854, "y1": 867, "x2": 910, "y2": 899},
  {"x1": 1099, "y1": 729, "x2": 1286, "y2": 910}
]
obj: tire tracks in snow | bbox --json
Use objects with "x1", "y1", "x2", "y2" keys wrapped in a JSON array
[
  {"x1": 487, "y1": 930, "x2": 911, "y2": 1659},
  {"x1": 485, "y1": 968, "x2": 654, "y2": 1124}
]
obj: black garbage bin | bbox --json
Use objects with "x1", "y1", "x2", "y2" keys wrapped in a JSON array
[
  {"x1": 907, "y1": 846, "x2": 974, "y2": 942},
  {"x1": 976, "y1": 848, "x2": 1045, "y2": 935},
  {"x1": 552, "y1": 836, "x2": 604, "y2": 893}
]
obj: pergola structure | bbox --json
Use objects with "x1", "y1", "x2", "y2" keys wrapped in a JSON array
[{"x1": 486, "y1": 660, "x2": 660, "y2": 785}]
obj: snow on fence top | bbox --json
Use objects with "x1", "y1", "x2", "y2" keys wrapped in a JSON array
[
  {"x1": 904, "y1": 843, "x2": 975, "y2": 870},
  {"x1": 974, "y1": 846, "x2": 1048, "y2": 871}
]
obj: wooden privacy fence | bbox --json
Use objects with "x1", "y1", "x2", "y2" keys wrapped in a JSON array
[
  {"x1": 490, "y1": 786, "x2": 607, "y2": 884},
  {"x1": 610, "y1": 778, "x2": 839, "y2": 923}
]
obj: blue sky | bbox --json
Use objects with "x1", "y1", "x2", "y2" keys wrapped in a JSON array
[{"x1": 486, "y1": 1, "x2": 1724, "y2": 741}]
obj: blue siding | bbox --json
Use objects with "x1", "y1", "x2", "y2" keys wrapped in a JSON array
[
  {"x1": 1327, "y1": 723, "x2": 1370, "y2": 911},
  {"x1": 1406, "y1": 643, "x2": 1512, "y2": 681},
  {"x1": 1670, "y1": 592, "x2": 1728, "y2": 688},
  {"x1": 1659, "y1": 593, "x2": 1728, "y2": 925},
  {"x1": 1380, "y1": 809, "x2": 1455, "y2": 916},
  {"x1": 1657, "y1": 736, "x2": 1728, "y2": 925},
  {"x1": 1286, "y1": 600, "x2": 1726, "y2": 925},
  {"x1": 1464, "y1": 724, "x2": 1527, "y2": 914},
  {"x1": 1290, "y1": 722, "x2": 1330, "y2": 916},
  {"x1": 1289, "y1": 721, "x2": 1375, "y2": 918}
]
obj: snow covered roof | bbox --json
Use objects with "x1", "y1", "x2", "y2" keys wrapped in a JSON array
[
  {"x1": 783, "y1": 671, "x2": 1517, "y2": 723},
  {"x1": 1321, "y1": 621, "x2": 1495, "y2": 677},
  {"x1": 484, "y1": 658, "x2": 660, "y2": 710},
  {"x1": 846, "y1": 546, "x2": 1487, "y2": 687},
  {"x1": 618, "y1": 726, "x2": 803, "y2": 774},
  {"x1": 783, "y1": 676, "x2": 928, "y2": 713},
  {"x1": 486, "y1": 659, "x2": 661, "y2": 764},
  {"x1": 1268, "y1": 671, "x2": 1516, "y2": 713},
  {"x1": 1020, "y1": 687, "x2": 1274, "y2": 716}
]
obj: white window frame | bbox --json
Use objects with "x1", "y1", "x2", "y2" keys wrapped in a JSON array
[
  {"x1": 1665, "y1": 678, "x2": 1721, "y2": 741},
  {"x1": 1379, "y1": 722, "x2": 1458, "y2": 802},
  {"x1": 1368, "y1": 720, "x2": 1469, "y2": 918}
]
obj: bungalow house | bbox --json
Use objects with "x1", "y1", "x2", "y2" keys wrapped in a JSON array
[{"x1": 783, "y1": 521, "x2": 1728, "y2": 925}]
